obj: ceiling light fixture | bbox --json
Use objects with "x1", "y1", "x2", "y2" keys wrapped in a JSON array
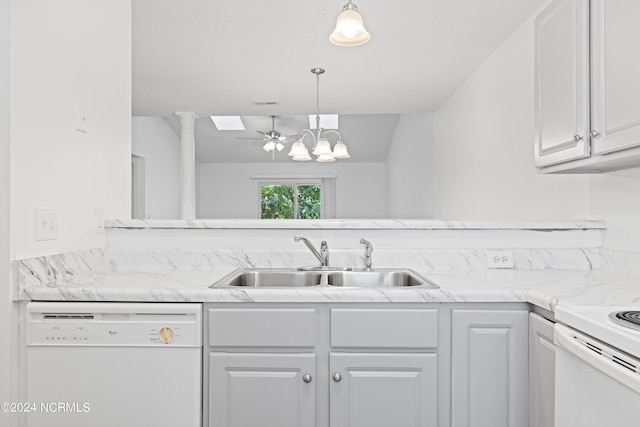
[
  {"x1": 289, "y1": 68, "x2": 350, "y2": 162},
  {"x1": 329, "y1": 0, "x2": 371, "y2": 47}
]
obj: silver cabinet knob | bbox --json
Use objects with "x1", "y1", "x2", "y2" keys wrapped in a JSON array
[
  {"x1": 332, "y1": 372, "x2": 342, "y2": 382},
  {"x1": 302, "y1": 374, "x2": 312, "y2": 383},
  {"x1": 574, "y1": 134, "x2": 583, "y2": 142},
  {"x1": 590, "y1": 130, "x2": 600, "y2": 138}
]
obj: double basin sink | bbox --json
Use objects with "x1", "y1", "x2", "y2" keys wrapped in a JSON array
[{"x1": 211, "y1": 268, "x2": 439, "y2": 289}]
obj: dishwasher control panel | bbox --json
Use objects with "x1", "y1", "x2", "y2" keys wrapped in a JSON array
[{"x1": 26, "y1": 302, "x2": 202, "y2": 347}]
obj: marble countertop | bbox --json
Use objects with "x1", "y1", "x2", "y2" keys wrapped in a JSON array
[
  {"x1": 106, "y1": 218, "x2": 607, "y2": 230},
  {"x1": 18, "y1": 267, "x2": 640, "y2": 312}
]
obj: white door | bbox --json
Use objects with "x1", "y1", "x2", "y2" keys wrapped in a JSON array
[
  {"x1": 529, "y1": 313, "x2": 555, "y2": 427},
  {"x1": 534, "y1": 0, "x2": 590, "y2": 167},
  {"x1": 590, "y1": 0, "x2": 640, "y2": 154},
  {"x1": 451, "y1": 310, "x2": 528, "y2": 427},
  {"x1": 330, "y1": 352, "x2": 438, "y2": 427},
  {"x1": 209, "y1": 353, "x2": 316, "y2": 427}
]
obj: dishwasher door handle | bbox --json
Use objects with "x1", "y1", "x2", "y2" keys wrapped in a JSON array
[{"x1": 555, "y1": 324, "x2": 640, "y2": 394}]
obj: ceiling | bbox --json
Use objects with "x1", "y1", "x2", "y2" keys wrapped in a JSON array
[{"x1": 133, "y1": 0, "x2": 546, "y2": 163}]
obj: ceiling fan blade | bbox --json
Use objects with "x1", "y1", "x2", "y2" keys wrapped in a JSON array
[{"x1": 236, "y1": 137, "x2": 265, "y2": 140}]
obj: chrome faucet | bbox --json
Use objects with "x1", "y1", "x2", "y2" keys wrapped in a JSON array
[
  {"x1": 294, "y1": 235, "x2": 329, "y2": 267},
  {"x1": 360, "y1": 238, "x2": 374, "y2": 271}
]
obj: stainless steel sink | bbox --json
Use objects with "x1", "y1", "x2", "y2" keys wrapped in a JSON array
[
  {"x1": 211, "y1": 269, "x2": 323, "y2": 288},
  {"x1": 327, "y1": 269, "x2": 439, "y2": 288},
  {"x1": 210, "y1": 268, "x2": 439, "y2": 289}
]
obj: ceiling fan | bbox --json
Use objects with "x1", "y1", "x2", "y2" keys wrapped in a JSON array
[{"x1": 237, "y1": 116, "x2": 297, "y2": 159}]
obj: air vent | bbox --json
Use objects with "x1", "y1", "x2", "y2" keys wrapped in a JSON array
[
  {"x1": 252, "y1": 101, "x2": 278, "y2": 106},
  {"x1": 575, "y1": 334, "x2": 640, "y2": 374},
  {"x1": 43, "y1": 314, "x2": 94, "y2": 320}
]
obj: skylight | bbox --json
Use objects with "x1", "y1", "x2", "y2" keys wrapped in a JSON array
[
  {"x1": 210, "y1": 116, "x2": 245, "y2": 130},
  {"x1": 308, "y1": 114, "x2": 339, "y2": 130}
]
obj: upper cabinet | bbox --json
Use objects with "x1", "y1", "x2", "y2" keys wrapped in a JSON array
[{"x1": 535, "y1": 0, "x2": 640, "y2": 173}]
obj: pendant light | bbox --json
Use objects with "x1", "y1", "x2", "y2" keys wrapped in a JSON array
[
  {"x1": 288, "y1": 68, "x2": 351, "y2": 162},
  {"x1": 329, "y1": 1, "x2": 371, "y2": 47}
]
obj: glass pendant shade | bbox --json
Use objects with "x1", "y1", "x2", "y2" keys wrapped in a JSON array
[
  {"x1": 263, "y1": 141, "x2": 275, "y2": 152},
  {"x1": 317, "y1": 153, "x2": 336, "y2": 162},
  {"x1": 329, "y1": 7, "x2": 370, "y2": 46},
  {"x1": 332, "y1": 141, "x2": 350, "y2": 158},
  {"x1": 293, "y1": 146, "x2": 312, "y2": 161},
  {"x1": 275, "y1": 142, "x2": 285, "y2": 152},
  {"x1": 288, "y1": 140, "x2": 307, "y2": 157},
  {"x1": 312, "y1": 138, "x2": 333, "y2": 156}
]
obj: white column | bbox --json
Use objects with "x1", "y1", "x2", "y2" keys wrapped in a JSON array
[{"x1": 174, "y1": 111, "x2": 199, "y2": 220}]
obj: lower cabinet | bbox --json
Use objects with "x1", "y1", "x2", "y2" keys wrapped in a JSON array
[
  {"x1": 330, "y1": 353, "x2": 438, "y2": 427},
  {"x1": 209, "y1": 353, "x2": 316, "y2": 427},
  {"x1": 205, "y1": 304, "x2": 530, "y2": 427},
  {"x1": 529, "y1": 312, "x2": 555, "y2": 427},
  {"x1": 451, "y1": 309, "x2": 529, "y2": 427}
]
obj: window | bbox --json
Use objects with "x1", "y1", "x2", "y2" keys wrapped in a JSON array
[{"x1": 260, "y1": 182, "x2": 322, "y2": 219}]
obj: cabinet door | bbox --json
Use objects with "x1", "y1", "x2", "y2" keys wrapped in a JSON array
[
  {"x1": 529, "y1": 313, "x2": 556, "y2": 427},
  {"x1": 534, "y1": 0, "x2": 590, "y2": 167},
  {"x1": 330, "y1": 352, "x2": 438, "y2": 427},
  {"x1": 209, "y1": 353, "x2": 315, "y2": 427},
  {"x1": 451, "y1": 310, "x2": 528, "y2": 427},
  {"x1": 590, "y1": 0, "x2": 640, "y2": 154}
]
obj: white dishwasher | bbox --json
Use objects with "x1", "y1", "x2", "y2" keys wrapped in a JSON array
[{"x1": 23, "y1": 302, "x2": 202, "y2": 427}]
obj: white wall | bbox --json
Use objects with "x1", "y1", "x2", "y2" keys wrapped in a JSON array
[
  {"x1": 434, "y1": 9, "x2": 590, "y2": 221},
  {"x1": 0, "y1": 0, "x2": 11, "y2": 416},
  {"x1": 198, "y1": 162, "x2": 386, "y2": 219},
  {"x1": 132, "y1": 117, "x2": 181, "y2": 219},
  {"x1": 589, "y1": 169, "x2": 640, "y2": 252},
  {"x1": 386, "y1": 113, "x2": 436, "y2": 218},
  {"x1": 10, "y1": 0, "x2": 132, "y2": 259}
]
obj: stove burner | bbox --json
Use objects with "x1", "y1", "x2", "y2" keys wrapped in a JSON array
[{"x1": 609, "y1": 311, "x2": 640, "y2": 331}]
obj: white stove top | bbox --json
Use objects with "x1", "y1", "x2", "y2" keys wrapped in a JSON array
[{"x1": 555, "y1": 305, "x2": 640, "y2": 358}]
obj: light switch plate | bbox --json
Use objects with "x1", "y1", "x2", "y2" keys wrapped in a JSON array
[
  {"x1": 35, "y1": 209, "x2": 58, "y2": 241},
  {"x1": 94, "y1": 208, "x2": 105, "y2": 234},
  {"x1": 75, "y1": 104, "x2": 88, "y2": 133}
]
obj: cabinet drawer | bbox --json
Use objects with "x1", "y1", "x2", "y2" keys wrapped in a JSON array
[
  {"x1": 208, "y1": 308, "x2": 316, "y2": 348},
  {"x1": 330, "y1": 309, "x2": 438, "y2": 349}
]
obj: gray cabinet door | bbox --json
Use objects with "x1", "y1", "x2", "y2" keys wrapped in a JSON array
[
  {"x1": 534, "y1": 0, "x2": 590, "y2": 167},
  {"x1": 209, "y1": 352, "x2": 316, "y2": 427},
  {"x1": 590, "y1": 0, "x2": 640, "y2": 155},
  {"x1": 451, "y1": 309, "x2": 528, "y2": 427},
  {"x1": 529, "y1": 313, "x2": 555, "y2": 427},
  {"x1": 330, "y1": 352, "x2": 438, "y2": 427}
]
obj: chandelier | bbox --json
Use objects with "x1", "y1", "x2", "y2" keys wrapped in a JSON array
[{"x1": 288, "y1": 68, "x2": 350, "y2": 162}]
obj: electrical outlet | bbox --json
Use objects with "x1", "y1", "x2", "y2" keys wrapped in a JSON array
[
  {"x1": 487, "y1": 251, "x2": 514, "y2": 269},
  {"x1": 35, "y1": 209, "x2": 58, "y2": 241}
]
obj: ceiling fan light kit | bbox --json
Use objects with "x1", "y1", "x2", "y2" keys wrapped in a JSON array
[
  {"x1": 291, "y1": 68, "x2": 351, "y2": 162},
  {"x1": 330, "y1": 1, "x2": 371, "y2": 46}
]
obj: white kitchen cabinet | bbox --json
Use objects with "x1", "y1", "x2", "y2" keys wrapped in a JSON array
[
  {"x1": 529, "y1": 313, "x2": 555, "y2": 427},
  {"x1": 451, "y1": 309, "x2": 528, "y2": 427},
  {"x1": 209, "y1": 353, "x2": 316, "y2": 427},
  {"x1": 590, "y1": 0, "x2": 640, "y2": 155},
  {"x1": 534, "y1": 0, "x2": 590, "y2": 168},
  {"x1": 535, "y1": 0, "x2": 640, "y2": 173},
  {"x1": 330, "y1": 308, "x2": 439, "y2": 427},
  {"x1": 330, "y1": 353, "x2": 438, "y2": 427},
  {"x1": 205, "y1": 305, "x2": 440, "y2": 427}
]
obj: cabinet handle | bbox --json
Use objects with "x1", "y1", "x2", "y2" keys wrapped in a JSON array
[
  {"x1": 332, "y1": 372, "x2": 342, "y2": 382},
  {"x1": 590, "y1": 130, "x2": 600, "y2": 138},
  {"x1": 573, "y1": 134, "x2": 582, "y2": 142},
  {"x1": 302, "y1": 374, "x2": 312, "y2": 383}
]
